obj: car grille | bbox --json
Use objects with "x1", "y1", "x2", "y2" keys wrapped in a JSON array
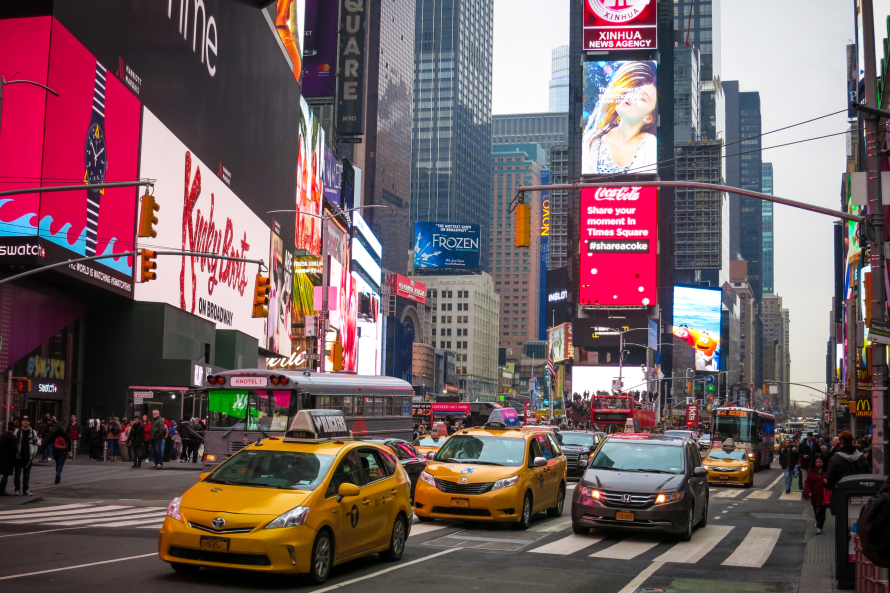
[
  {"x1": 600, "y1": 491, "x2": 657, "y2": 508},
  {"x1": 431, "y1": 506, "x2": 492, "y2": 517},
  {"x1": 188, "y1": 522, "x2": 255, "y2": 535},
  {"x1": 169, "y1": 546, "x2": 271, "y2": 566},
  {"x1": 564, "y1": 454, "x2": 580, "y2": 463},
  {"x1": 711, "y1": 467, "x2": 737, "y2": 472},
  {"x1": 435, "y1": 479, "x2": 494, "y2": 495}
]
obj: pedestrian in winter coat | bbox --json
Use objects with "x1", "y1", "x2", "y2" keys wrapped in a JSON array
[
  {"x1": 803, "y1": 455, "x2": 830, "y2": 534},
  {"x1": 149, "y1": 410, "x2": 168, "y2": 469},
  {"x1": 14, "y1": 416, "x2": 39, "y2": 495},
  {"x1": 47, "y1": 424, "x2": 71, "y2": 484},
  {"x1": 798, "y1": 432, "x2": 819, "y2": 492},
  {"x1": 827, "y1": 431, "x2": 872, "y2": 513},
  {"x1": 127, "y1": 417, "x2": 146, "y2": 468},
  {"x1": 38, "y1": 414, "x2": 54, "y2": 462},
  {"x1": 105, "y1": 416, "x2": 122, "y2": 461},
  {"x1": 779, "y1": 439, "x2": 799, "y2": 494},
  {"x1": 0, "y1": 422, "x2": 16, "y2": 495},
  {"x1": 87, "y1": 418, "x2": 104, "y2": 461},
  {"x1": 68, "y1": 416, "x2": 80, "y2": 459}
]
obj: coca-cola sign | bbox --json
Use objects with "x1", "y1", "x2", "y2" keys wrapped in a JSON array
[
  {"x1": 580, "y1": 187, "x2": 657, "y2": 306},
  {"x1": 584, "y1": 0, "x2": 658, "y2": 51},
  {"x1": 137, "y1": 109, "x2": 270, "y2": 341}
]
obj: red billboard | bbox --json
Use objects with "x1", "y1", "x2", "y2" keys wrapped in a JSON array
[
  {"x1": 388, "y1": 274, "x2": 426, "y2": 304},
  {"x1": 579, "y1": 187, "x2": 657, "y2": 306},
  {"x1": 686, "y1": 404, "x2": 699, "y2": 427},
  {"x1": 583, "y1": 0, "x2": 658, "y2": 51}
]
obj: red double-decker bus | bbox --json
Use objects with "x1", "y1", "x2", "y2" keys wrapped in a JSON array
[{"x1": 589, "y1": 394, "x2": 656, "y2": 433}]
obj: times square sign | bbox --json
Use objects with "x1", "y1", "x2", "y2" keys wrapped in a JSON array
[{"x1": 584, "y1": 0, "x2": 658, "y2": 51}]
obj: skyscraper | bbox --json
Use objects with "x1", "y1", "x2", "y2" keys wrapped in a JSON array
[
  {"x1": 411, "y1": 0, "x2": 494, "y2": 269},
  {"x1": 673, "y1": 0, "x2": 722, "y2": 141},
  {"x1": 549, "y1": 45, "x2": 569, "y2": 112},
  {"x1": 762, "y1": 162, "x2": 774, "y2": 294}
]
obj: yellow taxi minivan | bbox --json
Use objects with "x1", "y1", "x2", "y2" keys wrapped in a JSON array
[
  {"x1": 413, "y1": 408, "x2": 567, "y2": 529},
  {"x1": 157, "y1": 410, "x2": 413, "y2": 584},
  {"x1": 702, "y1": 438, "x2": 754, "y2": 488}
]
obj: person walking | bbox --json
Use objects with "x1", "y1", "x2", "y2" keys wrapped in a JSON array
[
  {"x1": 37, "y1": 414, "x2": 52, "y2": 463},
  {"x1": 0, "y1": 421, "x2": 16, "y2": 496},
  {"x1": 128, "y1": 416, "x2": 145, "y2": 469},
  {"x1": 141, "y1": 415, "x2": 151, "y2": 463},
  {"x1": 827, "y1": 431, "x2": 871, "y2": 490},
  {"x1": 67, "y1": 416, "x2": 80, "y2": 460},
  {"x1": 105, "y1": 416, "x2": 121, "y2": 461},
  {"x1": 149, "y1": 409, "x2": 168, "y2": 469},
  {"x1": 804, "y1": 455, "x2": 830, "y2": 534},
  {"x1": 779, "y1": 438, "x2": 799, "y2": 494},
  {"x1": 87, "y1": 418, "x2": 103, "y2": 461},
  {"x1": 14, "y1": 416, "x2": 39, "y2": 495},
  {"x1": 799, "y1": 432, "x2": 819, "y2": 494},
  {"x1": 48, "y1": 422, "x2": 71, "y2": 484}
]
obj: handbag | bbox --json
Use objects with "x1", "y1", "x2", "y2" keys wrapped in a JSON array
[{"x1": 823, "y1": 487, "x2": 832, "y2": 506}]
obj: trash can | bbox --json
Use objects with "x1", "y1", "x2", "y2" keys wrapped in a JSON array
[{"x1": 834, "y1": 474, "x2": 884, "y2": 590}]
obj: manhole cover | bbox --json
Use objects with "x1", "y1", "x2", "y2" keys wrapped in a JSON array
[{"x1": 423, "y1": 529, "x2": 548, "y2": 552}]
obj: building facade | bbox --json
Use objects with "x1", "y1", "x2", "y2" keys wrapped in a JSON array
[
  {"x1": 673, "y1": 0, "x2": 723, "y2": 141},
  {"x1": 762, "y1": 162, "x2": 774, "y2": 294},
  {"x1": 549, "y1": 45, "x2": 569, "y2": 112},
  {"x1": 674, "y1": 139, "x2": 725, "y2": 280}
]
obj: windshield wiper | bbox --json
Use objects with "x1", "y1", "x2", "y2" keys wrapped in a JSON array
[
  {"x1": 463, "y1": 460, "x2": 503, "y2": 466},
  {"x1": 633, "y1": 469, "x2": 676, "y2": 474}
]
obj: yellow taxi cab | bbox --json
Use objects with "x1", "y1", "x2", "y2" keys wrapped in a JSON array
[
  {"x1": 702, "y1": 438, "x2": 754, "y2": 488},
  {"x1": 774, "y1": 434, "x2": 782, "y2": 454},
  {"x1": 413, "y1": 408, "x2": 568, "y2": 529},
  {"x1": 157, "y1": 410, "x2": 413, "y2": 584},
  {"x1": 413, "y1": 434, "x2": 448, "y2": 457}
]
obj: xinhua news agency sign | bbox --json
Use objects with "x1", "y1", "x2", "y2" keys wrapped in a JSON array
[{"x1": 583, "y1": 0, "x2": 658, "y2": 51}]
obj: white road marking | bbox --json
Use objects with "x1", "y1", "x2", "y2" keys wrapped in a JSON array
[
  {"x1": 653, "y1": 525, "x2": 733, "y2": 563},
  {"x1": 0, "y1": 553, "x2": 157, "y2": 580},
  {"x1": 763, "y1": 472, "x2": 785, "y2": 492},
  {"x1": 616, "y1": 561, "x2": 664, "y2": 593},
  {"x1": 307, "y1": 549, "x2": 458, "y2": 593},
  {"x1": 1, "y1": 505, "x2": 131, "y2": 522},
  {"x1": 136, "y1": 524, "x2": 165, "y2": 529},
  {"x1": 779, "y1": 492, "x2": 802, "y2": 501},
  {"x1": 721, "y1": 527, "x2": 781, "y2": 568},
  {"x1": 529, "y1": 533, "x2": 605, "y2": 555},
  {"x1": 745, "y1": 490, "x2": 771, "y2": 500},
  {"x1": 529, "y1": 517, "x2": 573, "y2": 532},
  {"x1": 713, "y1": 490, "x2": 743, "y2": 498},
  {"x1": 0, "y1": 527, "x2": 91, "y2": 538},
  {"x1": 0, "y1": 504, "x2": 91, "y2": 517},
  {"x1": 103, "y1": 517, "x2": 167, "y2": 528},
  {"x1": 721, "y1": 511, "x2": 728, "y2": 514},
  {"x1": 408, "y1": 523, "x2": 448, "y2": 537},
  {"x1": 591, "y1": 536, "x2": 661, "y2": 560}
]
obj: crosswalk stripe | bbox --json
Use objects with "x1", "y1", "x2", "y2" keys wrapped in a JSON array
[
  {"x1": 721, "y1": 527, "x2": 781, "y2": 568},
  {"x1": 714, "y1": 490, "x2": 744, "y2": 498},
  {"x1": 529, "y1": 517, "x2": 572, "y2": 532},
  {"x1": 779, "y1": 492, "x2": 802, "y2": 501},
  {"x1": 745, "y1": 490, "x2": 771, "y2": 500},
  {"x1": 529, "y1": 533, "x2": 605, "y2": 555},
  {"x1": 409, "y1": 523, "x2": 448, "y2": 537},
  {"x1": 0, "y1": 505, "x2": 131, "y2": 522},
  {"x1": 10, "y1": 509, "x2": 165, "y2": 526},
  {"x1": 591, "y1": 536, "x2": 662, "y2": 559},
  {"x1": 0, "y1": 504, "x2": 92, "y2": 518},
  {"x1": 102, "y1": 516, "x2": 168, "y2": 528},
  {"x1": 653, "y1": 525, "x2": 733, "y2": 563}
]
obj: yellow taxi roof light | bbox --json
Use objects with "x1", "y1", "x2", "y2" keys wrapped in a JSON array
[
  {"x1": 284, "y1": 409, "x2": 351, "y2": 443},
  {"x1": 483, "y1": 407, "x2": 521, "y2": 429}
]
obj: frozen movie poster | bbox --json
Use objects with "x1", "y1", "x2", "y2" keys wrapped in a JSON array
[
  {"x1": 581, "y1": 61, "x2": 657, "y2": 175},
  {"x1": 296, "y1": 96, "x2": 324, "y2": 255},
  {"x1": 672, "y1": 286, "x2": 722, "y2": 371},
  {"x1": 413, "y1": 222, "x2": 481, "y2": 270}
]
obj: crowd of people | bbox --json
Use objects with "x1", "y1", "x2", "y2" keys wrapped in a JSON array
[{"x1": 0, "y1": 411, "x2": 206, "y2": 495}]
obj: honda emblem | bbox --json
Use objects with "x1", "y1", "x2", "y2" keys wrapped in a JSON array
[{"x1": 621, "y1": 494, "x2": 631, "y2": 503}]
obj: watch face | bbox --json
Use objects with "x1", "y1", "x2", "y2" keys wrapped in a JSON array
[{"x1": 84, "y1": 123, "x2": 107, "y2": 185}]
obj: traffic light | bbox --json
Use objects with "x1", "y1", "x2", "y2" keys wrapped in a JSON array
[
  {"x1": 138, "y1": 194, "x2": 160, "y2": 238},
  {"x1": 331, "y1": 342, "x2": 344, "y2": 371},
  {"x1": 140, "y1": 249, "x2": 157, "y2": 282},
  {"x1": 515, "y1": 203, "x2": 530, "y2": 248},
  {"x1": 252, "y1": 273, "x2": 271, "y2": 318},
  {"x1": 12, "y1": 377, "x2": 30, "y2": 394},
  {"x1": 706, "y1": 374, "x2": 717, "y2": 397}
]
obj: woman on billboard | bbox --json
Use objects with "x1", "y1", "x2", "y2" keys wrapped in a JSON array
[{"x1": 581, "y1": 61, "x2": 658, "y2": 175}]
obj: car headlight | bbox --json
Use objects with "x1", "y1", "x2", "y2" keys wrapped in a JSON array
[
  {"x1": 579, "y1": 485, "x2": 602, "y2": 499},
  {"x1": 491, "y1": 476, "x2": 520, "y2": 491},
  {"x1": 420, "y1": 470, "x2": 441, "y2": 490},
  {"x1": 741, "y1": 465, "x2": 748, "y2": 471},
  {"x1": 579, "y1": 454, "x2": 589, "y2": 462},
  {"x1": 167, "y1": 496, "x2": 183, "y2": 522},
  {"x1": 265, "y1": 506, "x2": 311, "y2": 529},
  {"x1": 747, "y1": 453, "x2": 756, "y2": 459},
  {"x1": 702, "y1": 465, "x2": 714, "y2": 470},
  {"x1": 655, "y1": 492, "x2": 684, "y2": 504}
]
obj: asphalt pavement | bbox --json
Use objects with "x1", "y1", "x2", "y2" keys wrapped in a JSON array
[{"x1": 0, "y1": 460, "x2": 834, "y2": 593}]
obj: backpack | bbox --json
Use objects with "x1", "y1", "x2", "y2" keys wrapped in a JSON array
[
  {"x1": 857, "y1": 477, "x2": 890, "y2": 568},
  {"x1": 109, "y1": 422, "x2": 121, "y2": 436},
  {"x1": 53, "y1": 436, "x2": 67, "y2": 450}
]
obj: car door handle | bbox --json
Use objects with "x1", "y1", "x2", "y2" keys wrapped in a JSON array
[
  {"x1": 543, "y1": 467, "x2": 551, "y2": 472},
  {"x1": 362, "y1": 498, "x2": 370, "y2": 506},
  {"x1": 391, "y1": 489, "x2": 398, "y2": 495}
]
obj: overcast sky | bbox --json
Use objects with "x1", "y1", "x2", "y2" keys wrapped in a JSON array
[{"x1": 491, "y1": 0, "x2": 889, "y2": 403}]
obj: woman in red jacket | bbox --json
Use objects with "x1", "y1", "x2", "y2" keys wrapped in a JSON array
[{"x1": 803, "y1": 455, "x2": 830, "y2": 534}]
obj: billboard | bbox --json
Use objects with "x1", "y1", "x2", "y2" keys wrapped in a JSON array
[
  {"x1": 263, "y1": 0, "x2": 306, "y2": 84},
  {"x1": 673, "y1": 285, "x2": 723, "y2": 372},
  {"x1": 137, "y1": 109, "x2": 270, "y2": 341},
  {"x1": 583, "y1": 0, "x2": 658, "y2": 51},
  {"x1": 336, "y1": 0, "x2": 367, "y2": 136},
  {"x1": 266, "y1": 231, "x2": 293, "y2": 356},
  {"x1": 302, "y1": 0, "x2": 338, "y2": 97},
  {"x1": 296, "y1": 96, "x2": 325, "y2": 255},
  {"x1": 572, "y1": 365, "x2": 646, "y2": 394},
  {"x1": 293, "y1": 255, "x2": 323, "y2": 327},
  {"x1": 322, "y1": 148, "x2": 342, "y2": 206},
  {"x1": 581, "y1": 61, "x2": 658, "y2": 175},
  {"x1": 579, "y1": 187, "x2": 658, "y2": 306},
  {"x1": 388, "y1": 274, "x2": 426, "y2": 303},
  {"x1": 354, "y1": 272, "x2": 382, "y2": 376},
  {"x1": 574, "y1": 310, "x2": 650, "y2": 349},
  {"x1": 548, "y1": 323, "x2": 573, "y2": 363},
  {"x1": 413, "y1": 222, "x2": 481, "y2": 270},
  {"x1": 545, "y1": 267, "x2": 570, "y2": 328}
]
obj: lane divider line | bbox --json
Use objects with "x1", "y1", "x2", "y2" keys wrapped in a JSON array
[
  {"x1": 0, "y1": 553, "x2": 157, "y2": 580},
  {"x1": 616, "y1": 560, "x2": 664, "y2": 593},
  {"x1": 308, "y1": 548, "x2": 458, "y2": 593}
]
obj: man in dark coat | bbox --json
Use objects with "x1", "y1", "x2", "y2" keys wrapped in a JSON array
[
  {"x1": 0, "y1": 421, "x2": 17, "y2": 495},
  {"x1": 127, "y1": 417, "x2": 146, "y2": 468},
  {"x1": 14, "y1": 416, "x2": 39, "y2": 495},
  {"x1": 826, "y1": 431, "x2": 871, "y2": 515},
  {"x1": 798, "y1": 432, "x2": 819, "y2": 491}
]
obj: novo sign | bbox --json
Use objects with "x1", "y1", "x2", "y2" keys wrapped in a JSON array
[
  {"x1": 584, "y1": 0, "x2": 658, "y2": 51},
  {"x1": 580, "y1": 187, "x2": 657, "y2": 307},
  {"x1": 336, "y1": 0, "x2": 367, "y2": 136}
]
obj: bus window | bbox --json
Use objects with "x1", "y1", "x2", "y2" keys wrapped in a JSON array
[
  {"x1": 714, "y1": 414, "x2": 754, "y2": 442},
  {"x1": 254, "y1": 391, "x2": 291, "y2": 431},
  {"x1": 208, "y1": 390, "x2": 250, "y2": 430},
  {"x1": 402, "y1": 397, "x2": 412, "y2": 416},
  {"x1": 343, "y1": 396, "x2": 354, "y2": 416}
]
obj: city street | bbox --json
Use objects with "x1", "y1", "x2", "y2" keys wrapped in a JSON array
[{"x1": 0, "y1": 462, "x2": 827, "y2": 593}]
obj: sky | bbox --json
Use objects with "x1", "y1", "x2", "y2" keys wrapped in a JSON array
[{"x1": 491, "y1": 0, "x2": 890, "y2": 404}]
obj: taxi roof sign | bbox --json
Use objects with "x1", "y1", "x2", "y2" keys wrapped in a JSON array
[
  {"x1": 483, "y1": 407, "x2": 520, "y2": 429},
  {"x1": 284, "y1": 410, "x2": 350, "y2": 442}
]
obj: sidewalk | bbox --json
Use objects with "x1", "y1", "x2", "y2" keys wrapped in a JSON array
[
  {"x1": 38, "y1": 453, "x2": 202, "y2": 471},
  {"x1": 799, "y1": 508, "x2": 838, "y2": 593}
]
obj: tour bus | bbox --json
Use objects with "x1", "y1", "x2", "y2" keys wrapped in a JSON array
[
  {"x1": 200, "y1": 369, "x2": 414, "y2": 470},
  {"x1": 711, "y1": 406, "x2": 776, "y2": 471},
  {"x1": 589, "y1": 393, "x2": 656, "y2": 433}
]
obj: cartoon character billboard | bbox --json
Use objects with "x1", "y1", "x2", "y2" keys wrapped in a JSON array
[{"x1": 672, "y1": 285, "x2": 722, "y2": 371}]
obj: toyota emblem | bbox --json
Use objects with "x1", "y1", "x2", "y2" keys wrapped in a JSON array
[
  {"x1": 621, "y1": 494, "x2": 632, "y2": 503},
  {"x1": 212, "y1": 517, "x2": 226, "y2": 529},
  {"x1": 458, "y1": 477, "x2": 468, "y2": 483}
]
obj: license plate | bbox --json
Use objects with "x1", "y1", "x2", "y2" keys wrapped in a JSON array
[
  {"x1": 199, "y1": 535, "x2": 229, "y2": 552},
  {"x1": 451, "y1": 498, "x2": 469, "y2": 508},
  {"x1": 719, "y1": 475, "x2": 729, "y2": 480},
  {"x1": 616, "y1": 511, "x2": 634, "y2": 521}
]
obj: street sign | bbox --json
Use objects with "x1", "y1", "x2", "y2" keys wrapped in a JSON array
[
  {"x1": 133, "y1": 398, "x2": 144, "y2": 405},
  {"x1": 686, "y1": 404, "x2": 699, "y2": 426},
  {"x1": 869, "y1": 320, "x2": 890, "y2": 345},
  {"x1": 133, "y1": 391, "x2": 153, "y2": 399}
]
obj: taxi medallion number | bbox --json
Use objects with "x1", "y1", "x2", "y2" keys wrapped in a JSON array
[
  {"x1": 199, "y1": 535, "x2": 229, "y2": 551},
  {"x1": 451, "y1": 498, "x2": 469, "y2": 508},
  {"x1": 615, "y1": 511, "x2": 634, "y2": 521}
]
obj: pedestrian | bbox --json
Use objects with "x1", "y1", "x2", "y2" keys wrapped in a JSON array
[
  {"x1": 149, "y1": 409, "x2": 168, "y2": 469},
  {"x1": 118, "y1": 418, "x2": 130, "y2": 463},
  {"x1": 170, "y1": 419, "x2": 182, "y2": 461},
  {"x1": 142, "y1": 414, "x2": 151, "y2": 463},
  {"x1": 13, "y1": 416, "x2": 39, "y2": 495},
  {"x1": 827, "y1": 436, "x2": 841, "y2": 462},
  {"x1": 105, "y1": 416, "x2": 121, "y2": 461},
  {"x1": 87, "y1": 417, "x2": 103, "y2": 461},
  {"x1": 779, "y1": 438, "x2": 799, "y2": 494},
  {"x1": 67, "y1": 416, "x2": 80, "y2": 459},
  {"x1": 38, "y1": 414, "x2": 53, "y2": 463},
  {"x1": 178, "y1": 418, "x2": 194, "y2": 463},
  {"x1": 0, "y1": 421, "x2": 16, "y2": 495},
  {"x1": 48, "y1": 422, "x2": 71, "y2": 484},
  {"x1": 798, "y1": 432, "x2": 818, "y2": 494},
  {"x1": 827, "y1": 430, "x2": 872, "y2": 513},
  {"x1": 804, "y1": 455, "x2": 830, "y2": 534},
  {"x1": 128, "y1": 416, "x2": 146, "y2": 468}
]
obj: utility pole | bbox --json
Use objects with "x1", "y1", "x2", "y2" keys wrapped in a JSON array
[
  {"x1": 847, "y1": 297, "x2": 858, "y2": 439},
  {"x1": 861, "y1": 0, "x2": 888, "y2": 476}
]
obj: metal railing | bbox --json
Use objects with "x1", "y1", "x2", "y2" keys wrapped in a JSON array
[{"x1": 855, "y1": 536, "x2": 889, "y2": 593}]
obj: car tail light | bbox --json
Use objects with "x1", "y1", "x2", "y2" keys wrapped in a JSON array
[{"x1": 271, "y1": 376, "x2": 280, "y2": 385}]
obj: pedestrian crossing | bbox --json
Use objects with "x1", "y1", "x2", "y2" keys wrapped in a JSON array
[
  {"x1": 709, "y1": 488, "x2": 795, "y2": 501},
  {"x1": 0, "y1": 503, "x2": 167, "y2": 530}
]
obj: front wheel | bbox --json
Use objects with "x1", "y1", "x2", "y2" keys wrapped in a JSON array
[
  {"x1": 698, "y1": 495, "x2": 709, "y2": 528},
  {"x1": 305, "y1": 530, "x2": 333, "y2": 585},
  {"x1": 678, "y1": 504, "x2": 694, "y2": 541},
  {"x1": 547, "y1": 484, "x2": 565, "y2": 517},
  {"x1": 170, "y1": 563, "x2": 200, "y2": 575},
  {"x1": 572, "y1": 522, "x2": 589, "y2": 535},
  {"x1": 380, "y1": 516, "x2": 407, "y2": 561},
  {"x1": 514, "y1": 492, "x2": 533, "y2": 530}
]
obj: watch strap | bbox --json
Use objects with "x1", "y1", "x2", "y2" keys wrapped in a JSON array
[{"x1": 92, "y1": 62, "x2": 106, "y2": 120}]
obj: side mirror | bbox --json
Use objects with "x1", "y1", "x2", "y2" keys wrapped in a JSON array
[
  {"x1": 588, "y1": 445, "x2": 597, "y2": 453},
  {"x1": 336, "y1": 482, "x2": 361, "y2": 502},
  {"x1": 693, "y1": 466, "x2": 708, "y2": 477},
  {"x1": 426, "y1": 451, "x2": 436, "y2": 460},
  {"x1": 198, "y1": 472, "x2": 211, "y2": 482},
  {"x1": 534, "y1": 456, "x2": 547, "y2": 468}
]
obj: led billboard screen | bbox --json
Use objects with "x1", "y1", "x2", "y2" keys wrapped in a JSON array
[
  {"x1": 583, "y1": 0, "x2": 658, "y2": 51},
  {"x1": 572, "y1": 366, "x2": 645, "y2": 395},
  {"x1": 581, "y1": 61, "x2": 657, "y2": 175},
  {"x1": 579, "y1": 187, "x2": 657, "y2": 306},
  {"x1": 264, "y1": 0, "x2": 306, "y2": 84},
  {"x1": 296, "y1": 96, "x2": 325, "y2": 255},
  {"x1": 673, "y1": 285, "x2": 722, "y2": 371},
  {"x1": 266, "y1": 232, "x2": 293, "y2": 356},
  {"x1": 413, "y1": 222, "x2": 481, "y2": 270}
]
